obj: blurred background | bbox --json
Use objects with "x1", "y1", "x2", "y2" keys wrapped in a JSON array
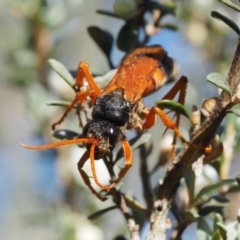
[{"x1": 1, "y1": 0, "x2": 240, "y2": 239}]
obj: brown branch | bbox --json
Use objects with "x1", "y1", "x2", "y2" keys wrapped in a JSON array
[
  {"x1": 113, "y1": 191, "x2": 141, "y2": 240},
  {"x1": 139, "y1": 141, "x2": 153, "y2": 216},
  {"x1": 147, "y1": 37, "x2": 240, "y2": 240}
]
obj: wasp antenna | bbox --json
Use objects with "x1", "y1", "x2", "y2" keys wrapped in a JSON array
[{"x1": 20, "y1": 138, "x2": 97, "y2": 150}]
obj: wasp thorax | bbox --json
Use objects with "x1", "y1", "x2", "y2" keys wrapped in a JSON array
[{"x1": 92, "y1": 89, "x2": 131, "y2": 126}]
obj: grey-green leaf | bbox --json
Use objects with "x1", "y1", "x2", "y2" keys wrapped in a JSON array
[
  {"x1": 199, "y1": 206, "x2": 224, "y2": 216},
  {"x1": 96, "y1": 9, "x2": 123, "y2": 19},
  {"x1": 156, "y1": 100, "x2": 190, "y2": 119},
  {"x1": 227, "y1": 109, "x2": 240, "y2": 118},
  {"x1": 237, "y1": 208, "x2": 240, "y2": 224},
  {"x1": 87, "y1": 26, "x2": 113, "y2": 59},
  {"x1": 159, "y1": 23, "x2": 178, "y2": 31},
  {"x1": 46, "y1": 100, "x2": 72, "y2": 108},
  {"x1": 217, "y1": 222, "x2": 227, "y2": 240},
  {"x1": 211, "y1": 11, "x2": 240, "y2": 35},
  {"x1": 88, "y1": 206, "x2": 117, "y2": 220},
  {"x1": 52, "y1": 129, "x2": 80, "y2": 140},
  {"x1": 206, "y1": 72, "x2": 232, "y2": 96},
  {"x1": 184, "y1": 171, "x2": 196, "y2": 206},
  {"x1": 48, "y1": 59, "x2": 74, "y2": 87},
  {"x1": 217, "y1": 222, "x2": 227, "y2": 231},
  {"x1": 218, "y1": 0, "x2": 240, "y2": 13},
  {"x1": 212, "y1": 230, "x2": 222, "y2": 240},
  {"x1": 115, "y1": 132, "x2": 151, "y2": 162},
  {"x1": 197, "y1": 218, "x2": 211, "y2": 240},
  {"x1": 195, "y1": 179, "x2": 235, "y2": 202},
  {"x1": 117, "y1": 22, "x2": 138, "y2": 52},
  {"x1": 144, "y1": 1, "x2": 175, "y2": 16},
  {"x1": 185, "y1": 208, "x2": 200, "y2": 220}
]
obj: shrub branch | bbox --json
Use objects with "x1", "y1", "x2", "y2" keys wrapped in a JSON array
[{"x1": 147, "y1": 37, "x2": 240, "y2": 240}]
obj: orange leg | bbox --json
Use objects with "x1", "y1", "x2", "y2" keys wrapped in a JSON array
[
  {"x1": 52, "y1": 90, "x2": 94, "y2": 130},
  {"x1": 143, "y1": 76, "x2": 187, "y2": 156},
  {"x1": 111, "y1": 140, "x2": 133, "y2": 184},
  {"x1": 74, "y1": 62, "x2": 101, "y2": 97},
  {"x1": 143, "y1": 107, "x2": 211, "y2": 153},
  {"x1": 161, "y1": 76, "x2": 188, "y2": 143},
  {"x1": 162, "y1": 76, "x2": 188, "y2": 102},
  {"x1": 88, "y1": 143, "x2": 116, "y2": 191},
  {"x1": 78, "y1": 150, "x2": 108, "y2": 201},
  {"x1": 158, "y1": 76, "x2": 210, "y2": 153},
  {"x1": 52, "y1": 62, "x2": 102, "y2": 130}
]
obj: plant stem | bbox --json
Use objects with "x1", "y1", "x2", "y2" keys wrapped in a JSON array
[
  {"x1": 219, "y1": 0, "x2": 240, "y2": 12},
  {"x1": 147, "y1": 36, "x2": 240, "y2": 239}
]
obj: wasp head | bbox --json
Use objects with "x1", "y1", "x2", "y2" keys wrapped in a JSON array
[{"x1": 83, "y1": 119, "x2": 124, "y2": 159}]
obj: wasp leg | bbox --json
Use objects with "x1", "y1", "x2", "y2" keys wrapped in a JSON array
[
  {"x1": 75, "y1": 62, "x2": 101, "y2": 99},
  {"x1": 142, "y1": 76, "x2": 188, "y2": 132},
  {"x1": 88, "y1": 142, "x2": 116, "y2": 192},
  {"x1": 162, "y1": 76, "x2": 188, "y2": 102},
  {"x1": 161, "y1": 76, "x2": 188, "y2": 156},
  {"x1": 111, "y1": 140, "x2": 133, "y2": 184},
  {"x1": 52, "y1": 62, "x2": 102, "y2": 130},
  {"x1": 52, "y1": 90, "x2": 94, "y2": 130},
  {"x1": 143, "y1": 107, "x2": 211, "y2": 153},
  {"x1": 78, "y1": 150, "x2": 108, "y2": 201}
]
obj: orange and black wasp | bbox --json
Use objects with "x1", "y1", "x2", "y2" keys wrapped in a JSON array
[{"x1": 21, "y1": 45, "x2": 209, "y2": 200}]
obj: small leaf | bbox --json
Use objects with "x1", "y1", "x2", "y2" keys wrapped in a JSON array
[
  {"x1": 195, "y1": 179, "x2": 235, "y2": 202},
  {"x1": 212, "y1": 230, "x2": 222, "y2": 240},
  {"x1": 214, "y1": 213, "x2": 223, "y2": 230},
  {"x1": 156, "y1": 100, "x2": 191, "y2": 119},
  {"x1": 144, "y1": 1, "x2": 175, "y2": 16},
  {"x1": 117, "y1": 22, "x2": 138, "y2": 52},
  {"x1": 197, "y1": 218, "x2": 211, "y2": 240},
  {"x1": 96, "y1": 9, "x2": 122, "y2": 19},
  {"x1": 237, "y1": 208, "x2": 240, "y2": 224},
  {"x1": 88, "y1": 206, "x2": 117, "y2": 220},
  {"x1": 114, "y1": 133, "x2": 151, "y2": 162},
  {"x1": 159, "y1": 23, "x2": 178, "y2": 31},
  {"x1": 52, "y1": 129, "x2": 81, "y2": 140},
  {"x1": 87, "y1": 26, "x2": 113, "y2": 59},
  {"x1": 48, "y1": 59, "x2": 74, "y2": 87},
  {"x1": 185, "y1": 208, "x2": 200, "y2": 220},
  {"x1": 199, "y1": 206, "x2": 224, "y2": 216},
  {"x1": 114, "y1": 182, "x2": 124, "y2": 191},
  {"x1": 236, "y1": 178, "x2": 240, "y2": 187},
  {"x1": 123, "y1": 194, "x2": 146, "y2": 212},
  {"x1": 129, "y1": 133, "x2": 152, "y2": 151},
  {"x1": 218, "y1": 0, "x2": 240, "y2": 13},
  {"x1": 216, "y1": 222, "x2": 227, "y2": 232},
  {"x1": 211, "y1": 11, "x2": 240, "y2": 35},
  {"x1": 227, "y1": 109, "x2": 240, "y2": 117},
  {"x1": 217, "y1": 222, "x2": 227, "y2": 240},
  {"x1": 184, "y1": 171, "x2": 196, "y2": 207},
  {"x1": 113, "y1": 0, "x2": 137, "y2": 20},
  {"x1": 206, "y1": 72, "x2": 232, "y2": 96},
  {"x1": 46, "y1": 100, "x2": 72, "y2": 108},
  {"x1": 208, "y1": 195, "x2": 229, "y2": 203},
  {"x1": 199, "y1": 195, "x2": 229, "y2": 215}
]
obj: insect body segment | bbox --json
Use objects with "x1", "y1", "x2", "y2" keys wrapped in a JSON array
[
  {"x1": 21, "y1": 45, "x2": 203, "y2": 200},
  {"x1": 103, "y1": 45, "x2": 174, "y2": 101}
]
